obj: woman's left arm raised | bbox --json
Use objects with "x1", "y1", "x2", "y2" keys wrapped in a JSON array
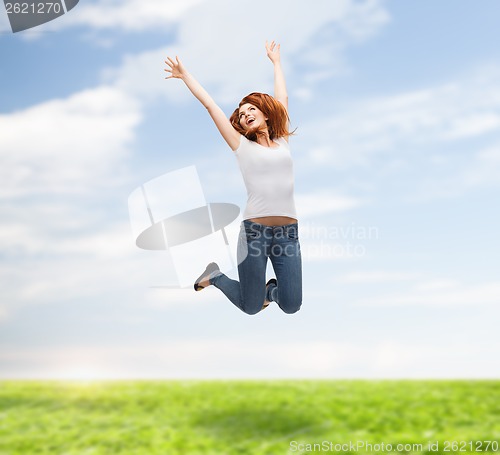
[{"x1": 266, "y1": 40, "x2": 288, "y2": 113}]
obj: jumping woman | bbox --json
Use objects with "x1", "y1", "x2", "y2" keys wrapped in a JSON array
[{"x1": 164, "y1": 41, "x2": 302, "y2": 315}]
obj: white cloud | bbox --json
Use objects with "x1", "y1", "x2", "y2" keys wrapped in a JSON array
[
  {"x1": 54, "y1": 0, "x2": 206, "y2": 31},
  {"x1": 0, "y1": 84, "x2": 149, "y2": 314},
  {"x1": 0, "y1": 85, "x2": 141, "y2": 197},
  {"x1": 0, "y1": 222, "x2": 141, "y2": 306},
  {"x1": 0, "y1": 208, "x2": 238, "y2": 315},
  {"x1": 103, "y1": 46, "x2": 189, "y2": 104},
  {"x1": 335, "y1": 270, "x2": 421, "y2": 284},
  {"x1": 67, "y1": 0, "x2": 390, "y2": 42},
  {"x1": 298, "y1": 66, "x2": 500, "y2": 172},
  {"x1": 413, "y1": 279, "x2": 458, "y2": 292},
  {"x1": 298, "y1": 217, "x2": 380, "y2": 263},
  {"x1": 461, "y1": 142, "x2": 500, "y2": 187},
  {"x1": 442, "y1": 113, "x2": 500, "y2": 140},
  {"x1": 296, "y1": 191, "x2": 362, "y2": 218},
  {"x1": 354, "y1": 280, "x2": 500, "y2": 307},
  {"x1": 478, "y1": 146, "x2": 500, "y2": 163},
  {"x1": 410, "y1": 140, "x2": 500, "y2": 199},
  {"x1": 104, "y1": 0, "x2": 390, "y2": 104},
  {"x1": 2, "y1": 339, "x2": 498, "y2": 379}
]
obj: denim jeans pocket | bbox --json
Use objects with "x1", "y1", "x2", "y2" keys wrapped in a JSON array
[
  {"x1": 285, "y1": 226, "x2": 299, "y2": 241},
  {"x1": 244, "y1": 226, "x2": 262, "y2": 240}
]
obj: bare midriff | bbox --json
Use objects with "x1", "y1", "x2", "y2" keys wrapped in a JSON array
[{"x1": 248, "y1": 216, "x2": 297, "y2": 226}]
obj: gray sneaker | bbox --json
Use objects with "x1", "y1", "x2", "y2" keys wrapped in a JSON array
[
  {"x1": 262, "y1": 278, "x2": 277, "y2": 310},
  {"x1": 194, "y1": 262, "x2": 220, "y2": 291}
]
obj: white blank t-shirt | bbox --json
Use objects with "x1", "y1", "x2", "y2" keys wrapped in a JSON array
[{"x1": 234, "y1": 135, "x2": 297, "y2": 221}]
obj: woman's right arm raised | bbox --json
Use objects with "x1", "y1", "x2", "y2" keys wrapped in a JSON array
[{"x1": 164, "y1": 56, "x2": 241, "y2": 151}]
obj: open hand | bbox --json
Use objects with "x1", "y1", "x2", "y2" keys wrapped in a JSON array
[
  {"x1": 164, "y1": 56, "x2": 187, "y2": 79},
  {"x1": 266, "y1": 40, "x2": 281, "y2": 64}
]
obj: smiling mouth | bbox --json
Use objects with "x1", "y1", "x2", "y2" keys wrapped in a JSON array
[{"x1": 247, "y1": 118, "x2": 255, "y2": 125}]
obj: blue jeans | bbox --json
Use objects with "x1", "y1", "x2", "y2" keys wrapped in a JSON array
[{"x1": 210, "y1": 219, "x2": 302, "y2": 315}]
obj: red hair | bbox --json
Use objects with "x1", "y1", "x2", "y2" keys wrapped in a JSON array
[{"x1": 229, "y1": 92, "x2": 294, "y2": 141}]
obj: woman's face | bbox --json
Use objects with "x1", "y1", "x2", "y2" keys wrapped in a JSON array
[{"x1": 238, "y1": 103, "x2": 267, "y2": 131}]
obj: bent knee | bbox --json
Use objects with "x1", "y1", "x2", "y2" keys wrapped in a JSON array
[
  {"x1": 243, "y1": 307, "x2": 262, "y2": 316},
  {"x1": 240, "y1": 296, "x2": 265, "y2": 316},
  {"x1": 280, "y1": 297, "x2": 302, "y2": 314},
  {"x1": 282, "y1": 304, "x2": 301, "y2": 314}
]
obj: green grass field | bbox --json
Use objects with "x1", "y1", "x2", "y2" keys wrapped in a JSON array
[{"x1": 0, "y1": 380, "x2": 498, "y2": 454}]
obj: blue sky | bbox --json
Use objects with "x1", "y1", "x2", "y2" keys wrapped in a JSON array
[{"x1": 1, "y1": 0, "x2": 499, "y2": 379}]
